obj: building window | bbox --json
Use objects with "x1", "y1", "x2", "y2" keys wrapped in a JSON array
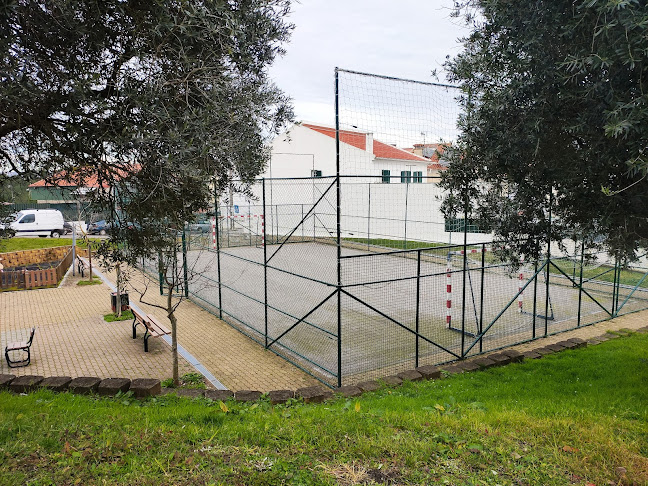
[
  {"x1": 400, "y1": 170, "x2": 411, "y2": 183},
  {"x1": 311, "y1": 169, "x2": 322, "y2": 178},
  {"x1": 381, "y1": 170, "x2": 390, "y2": 183},
  {"x1": 413, "y1": 171, "x2": 423, "y2": 183}
]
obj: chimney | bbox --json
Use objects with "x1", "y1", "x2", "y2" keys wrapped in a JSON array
[{"x1": 366, "y1": 132, "x2": 373, "y2": 156}]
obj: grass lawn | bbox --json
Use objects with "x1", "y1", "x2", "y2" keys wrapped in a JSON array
[
  {"x1": 0, "y1": 237, "x2": 101, "y2": 253},
  {"x1": 0, "y1": 333, "x2": 647, "y2": 485}
]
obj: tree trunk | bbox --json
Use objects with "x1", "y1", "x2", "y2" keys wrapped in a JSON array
[
  {"x1": 167, "y1": 284, "x2": 179, "y2": 386},
  {"x1": 88, "y1": 242, "x2": 93, "y2": 281},
  {"x1": 115, "y1": 263, "x2": 122, "y2": 317}
]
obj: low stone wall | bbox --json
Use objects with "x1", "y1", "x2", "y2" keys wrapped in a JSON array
[
  {"x1": 0, "y1": 246, "x2": 71, "y2": 268},
  {"x1": 2, "y1": 328, "x2": 644, "y2": 404}
]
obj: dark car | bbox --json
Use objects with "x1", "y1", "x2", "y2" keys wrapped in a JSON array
[{"x1": 87, "y1": 220, "x2": 111, "y2": 235}]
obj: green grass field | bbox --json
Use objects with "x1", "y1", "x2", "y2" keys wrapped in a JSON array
[
  {"x1": 0, "y1": 333, "x2": 646, "y2": 485},
  {"x1": 0, "y1": 237, "x2": 101, "y2": 253}
]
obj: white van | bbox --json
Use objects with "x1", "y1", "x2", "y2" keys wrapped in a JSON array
[{"x1": 10, "y1": 209, "x2": 67, "y2": 238}]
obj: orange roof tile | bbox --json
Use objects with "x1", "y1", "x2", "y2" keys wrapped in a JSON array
[{"x1": 303, "y1": 123, "x2": 428, "y2": 162}]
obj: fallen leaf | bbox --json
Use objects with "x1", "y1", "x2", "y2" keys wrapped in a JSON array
[
  {"x1": 354, "y1": 402, "x2": 361, "y2": 412},
  {"x1": 219, "y1": 401, "x2": 229, "y2": 413},
  {"x1": 562, "y1": 445, "x2": 579, "y2": 453}
]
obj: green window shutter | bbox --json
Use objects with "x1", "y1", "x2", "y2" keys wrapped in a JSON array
[
  {"x1": 401, "y1": 171, "x2": 411, "y2": 183},
  {"x1": 381, "y1": 169, "x2": 390, "y2": 183}
]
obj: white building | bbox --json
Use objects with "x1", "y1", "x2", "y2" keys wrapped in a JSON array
[
  {"x1": 227, "y1": 122, "x2": 489, "y2": 245},
  {"x1": 265, "y1": 122, "x2": 434, "y2": 182}
]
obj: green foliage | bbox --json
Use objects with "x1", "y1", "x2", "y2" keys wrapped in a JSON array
[
  {"x1": 0, "y1": 333, "x2": 647, "y2": 484},
  {"x1": 0, "y1": 0, "x2": 294, "y2": 263},
  {"x1": 443, "y1": 0, "x2": 648, "y2": 261}
]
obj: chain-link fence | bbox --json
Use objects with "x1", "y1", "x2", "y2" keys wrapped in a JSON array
[
  {"x1": 138, "y1": 174, "x2": 648, "y2": 388},
  {"x1": 139, "y1": 68, "x2": 648, "y2": 387}
]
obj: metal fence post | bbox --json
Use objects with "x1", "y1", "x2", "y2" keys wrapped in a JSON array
[
  {"x1": 544, "y1": 190, "x2": 552, "y2": 337},
  {"x1": 214, "y1": 188, "x2": 223, "y2": 319},
  {"x1": 461, "y1": 206, "x2": 468, "y2": 357},
  {"x1": 335, "y1": 67, "x2": 342, "y2": 388},
  {"x1": 158, "y1": 250, "x2": 164, "y2": 296},
  {"x1": 263, "y1": 178, "x2": 269, "y2": 348},
  {"x1": 415, "y1": 249, "x2": 421, "y2": 367},
  {"x1": 182, "y1": 225, "x2": 188, "y2": 298},
  {"x1": 479, "y1": 242, "x2": 485, "y2": 353},
  {"x1": 577, "y1": 241, "x2": 585, "y2": 326}
]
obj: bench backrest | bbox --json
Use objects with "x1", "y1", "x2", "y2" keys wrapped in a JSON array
[{"x1": 27, "y1": 327, "x2": 36, "y2": 346}]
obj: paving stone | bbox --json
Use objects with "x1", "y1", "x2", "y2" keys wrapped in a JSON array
[
  {"x1": 522, "y1": 350, "x2": 542, "y2": 359},
  {"x1": 174, "y1": 389, "x2": 205, "y2": 399},
  {"x1": 10, "y1": 375, "x2": 44, "y2": 393},
  {"x1": 544, "y1": 343, "x2": 566, "y2": 352},
  {"x1": 357, "y1": 380, "x2": 381, "y2": 392},
  {"x1": 606, "y1": 333, "x2": 620, "y2": 339},
  {"x1": 487, "y1": 353, "x2": 512, "y2": 366},
  {"x1": 40, "y1": 376, "x2": 72, "y2": 392},
  {"x1": 97, "y1": 378, "x2": 131, "y2": 396},
  {"x1": 500, "y1": 349, "x2": 524, "y2": 362},
  {"x1": 472, "y1": 357, "x2": 497, "y2": 368},
  {"x1": 130, "y1": 378, "x2": 162, "y2": 398},
  {"x1": 587, "y1": 337, "x2": 603, "y2": 345},
  {"x1": 382, "y1": 375, "x2": 403, "y2": 387},
  {"x1": 556, "y1": 340, "x2": 578, "y2": 350},
  {"x1": 396, "y1": 370, "x2": 423, "y2": 382},
  {"x1": 635, "y1": 326, "x2": 648, "y2": 334},
  {"x1": 296, "y1": 386, "x2": 333, "y2": 403},
  {"x1": 534, "y1": 347, "x2": 554, "y2": 356},
  {"x1": 267, "y1": 389, "x2": 294, "y2": 405},
  {"x1": 335, "y1": 385, "x2": 362, "y2": 398},
  {"x1": 205, "y1": 389, "x2": 234, "y2": 401},
  {"x1": 69, "y1": 377, "x2": 102, "y2": 395},
  {"x1": 566, "y1": 337, "x2": 587, "y2": 348},
  {"x1": 235, "y1": 390, "x2": 262, "y2": 402},
  {"x1": 456, "y1": 361, "x2": 481, "y2": 372},
  {"x1": 616, "y1": 328, "x2": 634, "y2": 336},
  {"x1": 0, "y1": 374, "x2": 16, "y2": 389},
  {"x1": 415, "y1": 365, "x2": 441, "y2": 380}
]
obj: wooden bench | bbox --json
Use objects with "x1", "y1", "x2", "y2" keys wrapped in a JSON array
[
  {"x1": 5, "y1": 327, "x2": 36, "y2": 368},
  {"x1": 131, "y1": 309, "x2": 171, "y2": 352}
]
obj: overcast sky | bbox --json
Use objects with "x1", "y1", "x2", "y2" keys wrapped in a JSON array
[{"x1": 269, "y1": 0, "x2": 471, "y2": 126}]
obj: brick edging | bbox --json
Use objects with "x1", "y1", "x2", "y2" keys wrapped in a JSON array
[{"x1": 2, "y1": 328, "x2": 645, "y2": 402}]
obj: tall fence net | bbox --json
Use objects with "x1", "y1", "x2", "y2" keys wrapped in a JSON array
[{"x1": 139, "y1": 69, "x2": 648, "y2": 387}]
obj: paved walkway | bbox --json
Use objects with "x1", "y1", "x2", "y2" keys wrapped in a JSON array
[
  {"x1": 1, "y1": 263, "x2": 319, "y2": 391},
  {"x1": 0, "y1": 270, "x2": 195, "y2": 380}
]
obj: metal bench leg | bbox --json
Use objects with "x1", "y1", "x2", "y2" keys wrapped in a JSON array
[
  {"x1": 144, "y1": 329, "x2": 150, "y2": 352},
  {"x1": 5, "y1": 347, "x2": 30, "y2": 368},
  {"x1": 132, "y1": 318, "x2": 139, "y2": 339}
]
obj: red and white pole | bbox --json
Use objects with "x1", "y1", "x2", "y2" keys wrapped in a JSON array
[
  {"x1": 518, "y1": 269, "x2": 524, "y2": 312},
  {"x1": 211, "y1": 217, "x2": 216, "y2": 250},
  {"x1": 261, "y1": 214, "x2": 265, "y2": 245},
  {"x1": 446, "y1": 264, "x2": 452, "y2": 327}
]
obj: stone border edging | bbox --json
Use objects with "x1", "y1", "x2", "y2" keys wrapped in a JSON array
[{"x1": 1, "y1": 327, "x2": 645, "y2": 403}]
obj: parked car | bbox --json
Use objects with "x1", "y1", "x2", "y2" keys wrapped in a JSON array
[
  {"x1": 87, "y1": 220, "x2": 111, "y2": 235},
  {"x1": 9, "y1": 209, "x2": 67, "y2": 238},
  {"x1": 63, "y1": 222, "x2": 73, "y2": 235}
]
